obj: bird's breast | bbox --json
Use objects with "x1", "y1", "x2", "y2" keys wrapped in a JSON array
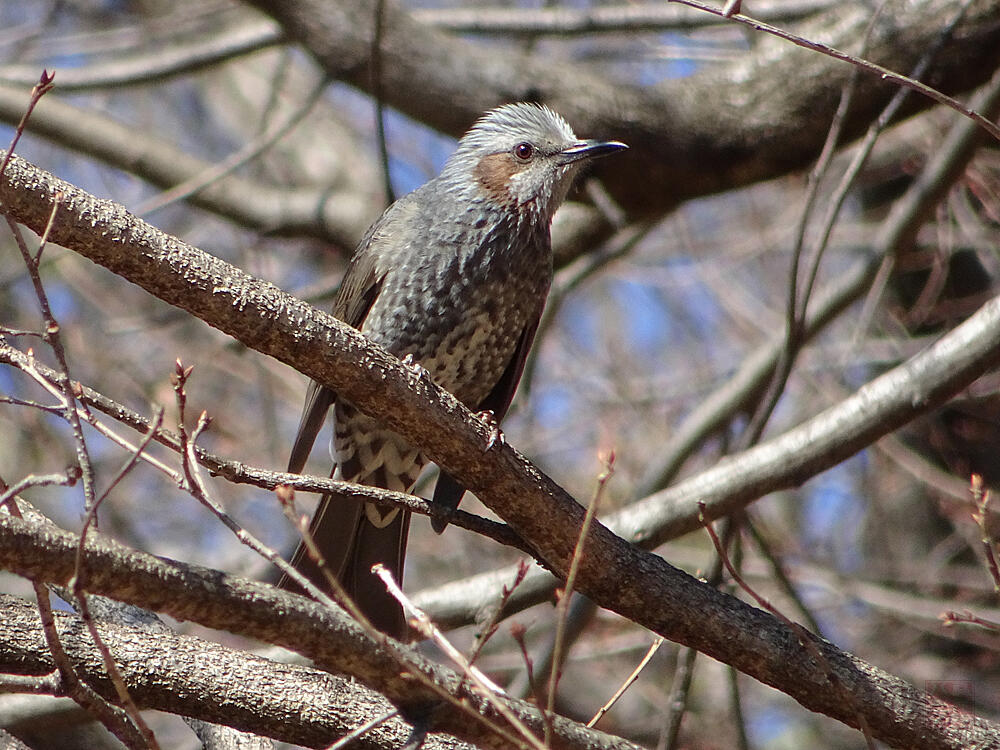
[{"x1": 362, "y1": 228, "x2": 550, "y2": 405}]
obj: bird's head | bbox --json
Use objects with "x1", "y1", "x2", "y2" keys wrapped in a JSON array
[{"x1": 442, "y1": 103, "x2": 627, "y2": 220}]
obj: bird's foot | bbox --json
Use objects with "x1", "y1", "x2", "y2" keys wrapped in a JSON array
[
  {"x1": 401, "y1": 353, "x2": 432, "y2": 382},
  {"x1": 476, "y1": 409, "x2": 504, "y2": 451}
]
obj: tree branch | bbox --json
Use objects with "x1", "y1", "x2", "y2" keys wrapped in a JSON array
[
  {"x1": 0, "y1": 82, "x2": 373, "y2": 247},
  {"x1": 416, "y1": 0, "x2": 837, "y2": 35},
  {"x1": 242, "y1": 0, "x2": 1000, "y2": 215},
  {"x1": 0, "y1": 515, "x2": 639, "y2": 750},
  {"x1": 0, "y1": 15, "x2": 284, "y2": 91},
  {"x1": 0, "y1": 593, "x2": 473, "y2": 750}
]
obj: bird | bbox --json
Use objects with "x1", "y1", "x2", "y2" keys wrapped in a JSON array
[{"x1": 281, "y1": 102, "x2": 626, "y2": 638}]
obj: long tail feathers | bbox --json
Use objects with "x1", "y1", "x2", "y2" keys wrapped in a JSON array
[{"x1": 279, "y1": 490, "x2": 411, "y2": 639}]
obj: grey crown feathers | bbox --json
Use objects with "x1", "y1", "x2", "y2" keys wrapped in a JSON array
[{"x1": 441, "y1": 102, "x2": 626, "y2": 217}]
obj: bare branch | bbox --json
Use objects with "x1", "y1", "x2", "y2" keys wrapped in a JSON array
[
  {"x1": 244, "y1": 0, "x2": 1000, "y2": 214},
  {"x1": 0, "y1": 16, "x2": 283, "y2": 91},
  {"x1": 0, "y1": 593, "x2": 467, "y2": 750},
  {"x1": 415, "y1": 0, "x2": 837, "y2": 34},
  {"x1": 0, "y1": 515, "x2": 641, "y2": 750}
]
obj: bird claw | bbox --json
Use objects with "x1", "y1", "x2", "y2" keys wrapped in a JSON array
[
  {"x1": 401, "y1": 353, "x2": 432, "y2": 381},
  {"x1": 476, "y1": 410, "x2": 504, "y2": 451}
]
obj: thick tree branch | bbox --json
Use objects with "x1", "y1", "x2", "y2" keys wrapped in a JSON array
[
  {"x1": 0, "y1": 82, "x2": 374, "y2": 247},
  {"x1": 418, "y1": 0, "x2": 837, "y2": 34},
  {"x1": 0, "y1": 516, "x2": 637, "y2": 750},
  {"x1": 0, "y1": 594, "x2": 475, "y2": 750},
  {"x1": 3, "y1": 154, "x2": 1000, "y2": 747},
  {"x1": 242, "y1": 0, "x2": 1000, "y2": 215},
  {"x1": 0, "y1": 2, "x2": 836, "y2": 93}
]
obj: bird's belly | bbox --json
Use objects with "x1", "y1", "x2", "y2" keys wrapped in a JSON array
[
  {"x1": 329, "y1": 307, "x2": 515, "y2": 490},
  {"x1": 365, "y1": 270, "x2": 544, "y2": 407},
  {"x1": 417, "y1": 310, "x2": 516, "y2": 405}
]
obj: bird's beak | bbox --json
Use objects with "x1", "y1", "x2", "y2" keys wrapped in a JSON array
[{"x1": 557, "y1": 139, "x2": 628, "y2": 165}]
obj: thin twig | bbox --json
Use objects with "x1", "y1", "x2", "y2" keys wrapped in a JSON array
[
  {"x1": 745, "y1": 518, "x2": 824, "y2": 635},
  {"x1": 80, "y1": 408, "x2": 164, "y2": 542},
  {"x1": 68, "y1": 410, "x2": 165, "y2": 749},
  {"x1": 468, "y1": 560, "x2": 530, "y2": 665},
  {"x1": 672, "y1": 0, "x2": 1000, "y2": 143},
  {"x1": 727, "y1": 666, "x2": 751, "y2": 750},
  {"x1": 0, "y1": 69, "x2": 53, "y2": 177},
  {"x1": 510, "y1": 622, "x2": 545, "y2": 710},
  {"x1": 0, "y1": 472, "x2": 78, "y2": 508},
  {"x1": 699, "y1": 503, "x2": 876, "y2": 750},
  {"x1": 587, "y1": 637, "x2": 663, "y2": 727},
  {"x1": 970, "y1": 475, "x2": 1000, "y2": 593},
  {"x1": 374, "y1": 564, "x2": 546, "y2": 750},
  {"x1": 940, "y1": 609, "x2": 1000, "y2": 633},
  {"x1": 327, "y1": 709, "x2": 400, "y2": 750},
  {"x1": 0, "y1": 673, "x2": 61, "y2": 694},
  {"x1": 371, "y1": 0, "x2": 394, "y2": 205},
  {"x1": 374, "y1": 565, "x2": 506, "y2": 695},
  {"x1": 658, "y1": 645, "x2": 697, "y2": 750},
  {"x1": 545, "y1": 452, "x2": 615, "y2": 744}
]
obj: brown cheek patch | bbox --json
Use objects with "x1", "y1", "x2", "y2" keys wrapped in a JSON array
[{"x1": 474, "y1": 153, "x2": 519, "y2": 204}]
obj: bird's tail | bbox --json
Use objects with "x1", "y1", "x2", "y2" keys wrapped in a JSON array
[{"x1": 279, "y1": 489, "x2": 411, "y2": 639}]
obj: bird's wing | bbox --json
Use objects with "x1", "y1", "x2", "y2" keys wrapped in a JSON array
[
  {"x1": 331, "y1": 227, "x2": 390, "y2": 326},
  {"x1": 286, "y1": 206, "x2": 396, "y2": 473},
  {"x1": 287, "y1": 381, "x2": 335, "y2": 474},
  {"x1": 430, "y1": 311, "x2": 542, "y2": 532}
]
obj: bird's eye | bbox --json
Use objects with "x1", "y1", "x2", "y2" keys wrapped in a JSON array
[{"x1": 513, "y1": 142, "x2": 534, "y2": 160}]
